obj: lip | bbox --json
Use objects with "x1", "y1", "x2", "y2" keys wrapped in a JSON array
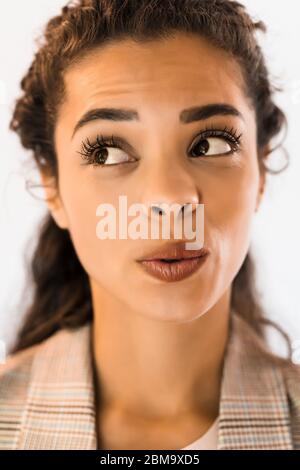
[
  {"x1": 136, "y1": 241, "x2": 210, "y2": 283},
  {"x1": 136, "y1": 241, "x2": 209, "y2": 261}
]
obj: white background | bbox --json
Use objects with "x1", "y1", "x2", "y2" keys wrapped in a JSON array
[{"x1": 0, "y1": 1, "x2": 299, "y2": 355}]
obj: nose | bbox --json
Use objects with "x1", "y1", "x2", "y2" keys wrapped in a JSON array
[{"x1": 139, "y1": 158, "x2": 202, "y2": 229}]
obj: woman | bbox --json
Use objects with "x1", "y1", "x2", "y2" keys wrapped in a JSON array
[{"x1": 0, "y1": 0, "x2": 299, "y2": 450}]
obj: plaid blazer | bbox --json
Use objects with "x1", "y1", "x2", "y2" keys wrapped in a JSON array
[{"x1": 0, "y1": 309, "x2": 299, "y2": 450}]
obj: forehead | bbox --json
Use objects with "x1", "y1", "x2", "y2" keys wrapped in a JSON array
[{"x1": 58, "y1": 33, "x2": 251, "y2": 126}]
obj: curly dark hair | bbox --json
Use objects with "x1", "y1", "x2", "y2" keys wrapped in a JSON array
[{"x1": 9, "y1": 0, "x2": 292, "y2": 366}]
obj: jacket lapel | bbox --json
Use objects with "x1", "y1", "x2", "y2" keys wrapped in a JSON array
[
  {"x1": 17, "y1": 323, "x2": 97, "y2": 449},
  {"x1": 217, "y1": 311, "x2": 293, "y2": 449}
]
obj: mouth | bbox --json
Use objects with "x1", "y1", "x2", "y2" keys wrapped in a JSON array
[
  {"x1": 136, "y1": 242, "x2": 210, "y2": 283},
  {"x1": 159, "y1": 258, "x2": 185, "y2": 263}
]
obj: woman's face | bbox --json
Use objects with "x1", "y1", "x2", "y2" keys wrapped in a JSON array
[{"x1": 51, "y1": 32, "x2": 264, "y2": 322}]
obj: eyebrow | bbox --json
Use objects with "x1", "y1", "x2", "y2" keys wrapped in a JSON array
[{"x1": 71, "y1": 103, "x2": 244, "y2": 139}]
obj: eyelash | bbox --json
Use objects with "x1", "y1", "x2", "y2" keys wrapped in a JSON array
[
  {"x1": 190, "y1": 125, "x2": 243, "y2": 156},
  {"x1": 77, "y1": 125, "x2": 243, "y2": 167},
  {"x1": 77, "y1": 134, "x2": 125, "y2": 168}
]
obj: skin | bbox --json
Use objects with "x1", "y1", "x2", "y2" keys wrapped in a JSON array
[{"x1": 43, "y1": 32, "x2": 266, "y2": 450}]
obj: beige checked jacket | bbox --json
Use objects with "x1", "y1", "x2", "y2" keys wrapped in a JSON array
[{"x1": 0, "y1": 310, "x2": 300, "y2": 450}]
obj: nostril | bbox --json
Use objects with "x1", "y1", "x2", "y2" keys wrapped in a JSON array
[{"x1": 151, "y1": 205, "x2": 165, "y2": 216}]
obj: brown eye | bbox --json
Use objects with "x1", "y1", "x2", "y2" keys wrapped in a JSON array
[
  {"x1": 78, "y1": 134, "x2": 137, "y2": 167},
  {"x1": 189, "y1": 127, "x2": 242, "y2": 158},
  {"x1": 93, "y1": 149, "x2": 108, "y2": 165},
  {"x1": 93, "y1": 147, "x2": 131, "y2": 166},
  {"x1": 191, "y1": 137, "x2": 233, "y2": 157}
]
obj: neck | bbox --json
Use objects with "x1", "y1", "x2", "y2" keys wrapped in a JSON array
[{"x1": 91, "y1": 282, "x2": 231, "y2": 421}]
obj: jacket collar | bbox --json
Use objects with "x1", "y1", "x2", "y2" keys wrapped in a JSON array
[{"x1": 17, "y1": 310, "x2": 293, "y2": 450}]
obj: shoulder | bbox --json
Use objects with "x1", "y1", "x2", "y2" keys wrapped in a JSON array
[
  {"x1": 231, "y1": 311, "x2": 300, "y2": 448},
  {"x1": 281, "y1": 361, "x2": 300, "y2": 435},
  {"x1": 278, "y1": 361, "x2": 300, "y2": 449},
  {"x1": 0, "y1": 323, "x2": 92, "y2": 403},
  {"x1": 0, "y1": 340, "x2": 42, "y2": 449},
  {"x1": 0, "y1": 326, "x2": 89, "y2": 450},
  {"x1": 282, "y1": 360, "x2": 300, "y2": 392},
  {"x1": 0, "y1": 323, "x2": 93, "y2": 450},
  {"x1": 0, "y1": 329, "x2": 75, "y2": 425},
  {"x1": 0, "y1": 325, "x2": 85, "y2": 388},
  {"x1": 0, "y1": 341, "x2": 40, "y2": 398}
]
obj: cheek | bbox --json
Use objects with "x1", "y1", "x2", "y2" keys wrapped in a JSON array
[
  {"x1": 57, "y1": 166, "x2": 132, "y2": 292},
  {"x1": 212, "y1": 166, "x2": 258, "y2": 226},
  {"x1": 206, "y1": 159, "x2": 260, "y2": 280}
]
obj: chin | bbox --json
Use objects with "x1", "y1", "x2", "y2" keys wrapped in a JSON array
[{"x1": 138, "y1": 296, "x2": 208, "y2": 323}]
